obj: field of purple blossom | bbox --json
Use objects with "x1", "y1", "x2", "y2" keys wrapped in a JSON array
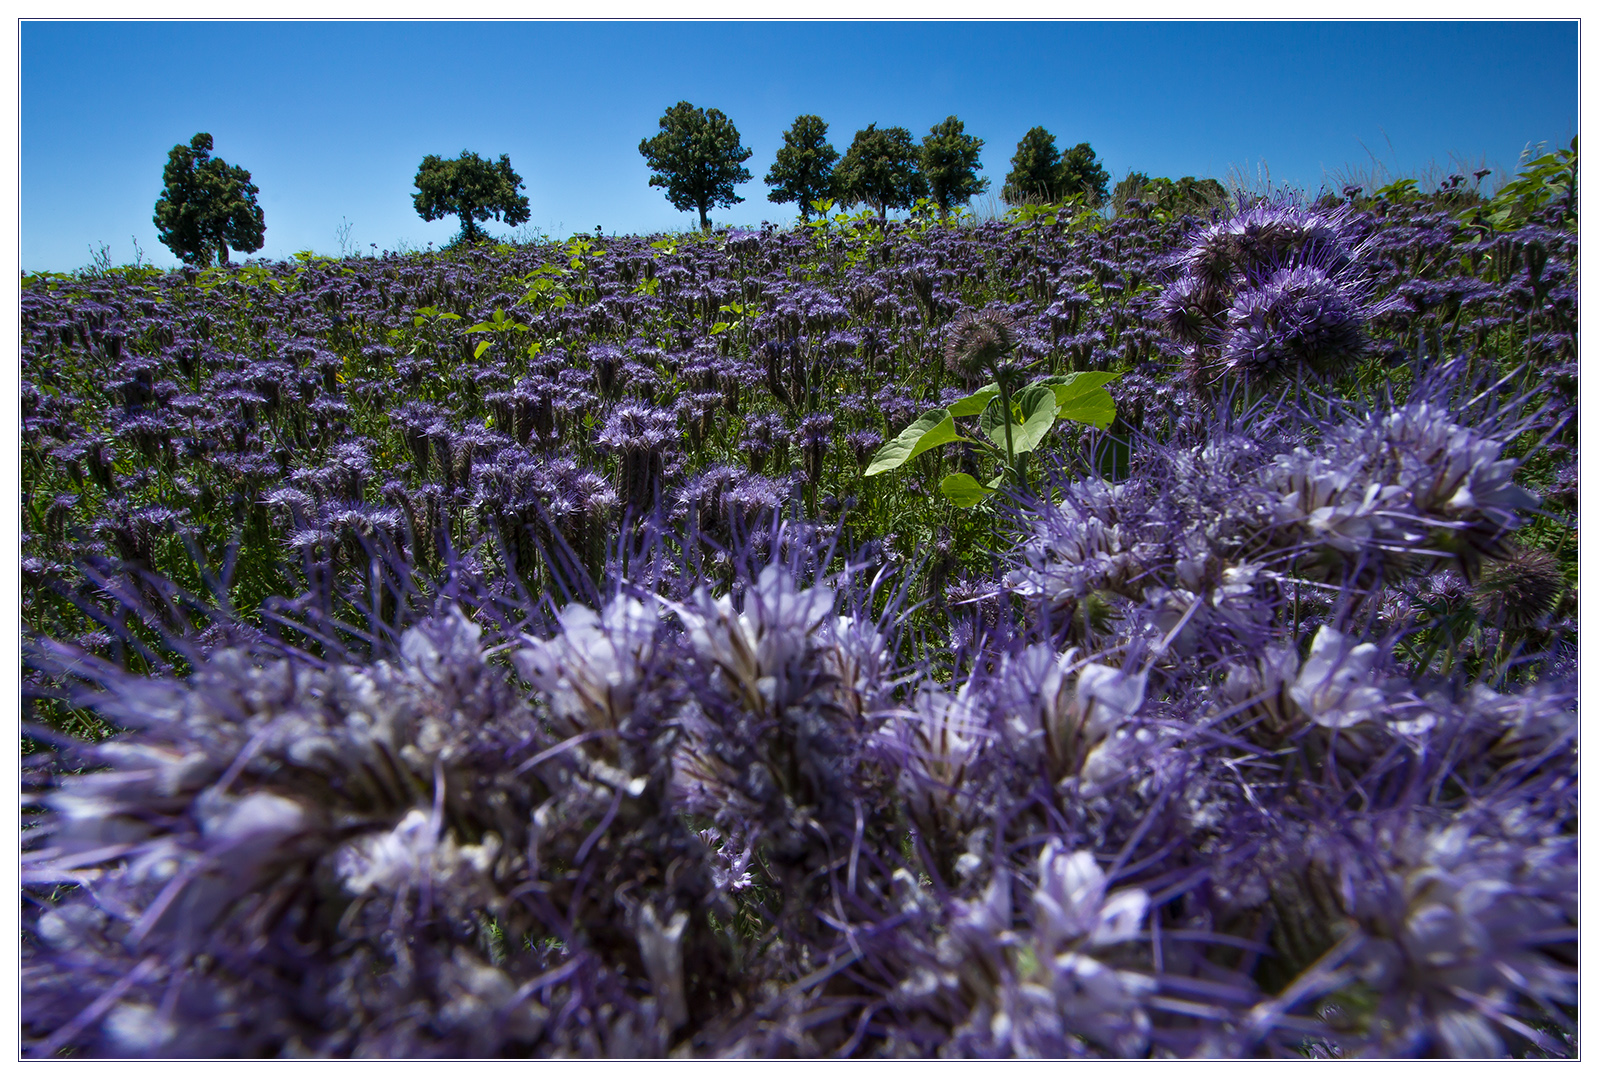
[{"x1": 19, "y1": 167, "x2": 1577, "y2": 1057}]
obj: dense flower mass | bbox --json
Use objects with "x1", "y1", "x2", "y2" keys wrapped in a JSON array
[{"x1": 20, "y1": 185, "x2": 1576, "y2": 1057}]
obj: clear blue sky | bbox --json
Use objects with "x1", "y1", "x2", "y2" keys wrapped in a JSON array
[{"x1": 18, "y1": 19, "x2": 1579, "y2": 272}]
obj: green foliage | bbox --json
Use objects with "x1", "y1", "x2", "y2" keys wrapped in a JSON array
[
  {"x1": 639, "y1": 102, "x2": 753, "y2": 233},
  {"x1": 1002, "y1": 126, "x2": 1063, "y2": 206},
  {"x1": 1112, "y1": 172, "x2": 1230, "y2": 220},
  {"x1": 919, "y1": 115, "x2": 988, "y2": 216},
  {"x1": 1003, "y1": 196, "x2": 1100, "y2": 232},
  {"x1": 152, "y1": 132, "x2": 266, "y2": 267},
  {"x1": 863, "y1": 408, "x2": 961, "y2": 476},
  {"x1": 764, "y1": 114, "x2": 839, "y2": 222},
  {"x1": 835, "y1": 124, "x2": 928, "y2": 226},
  {"x1": 867, "y1": 371, "x2": 1118, "y2": 506},
  {"x1": 1002, "y1": 128, "x2": 1108, "y2": 209},
  {"x1": 1467, "y1": 136, "x2": 1578, "y2": 230},
  {"x1": 412, "y1": 150, "x2": 531, "y2": 246},
  {"x1": 939, "y1": 470, "x2": 1003, "y2": 507},
  {"x1": 1058, "y1": 142, "x2": 1111, "y2": 209}
]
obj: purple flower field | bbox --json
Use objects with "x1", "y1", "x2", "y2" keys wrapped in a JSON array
[{"x1": 19, "y1": 175, "x2": 1577, "y2": 1057}]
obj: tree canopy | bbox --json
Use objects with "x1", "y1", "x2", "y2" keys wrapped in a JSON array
[
  {"x1": 835, "y1": 124, "x2": 928, "y2": 226},
  {"x1": 1001, "y1": 126, "x2": 1064, "y2": 206},
  {"x1": 152, "y1": 133, "x2": 266, "y2": 267},
  {"x1": 919, "y1": 116, "x2": 988, "y2": 216},
  {"x1": 1002, "y1": 128, "x2": 1110, "y2": 208},
  {"x1": 1059, "y1": 142, "x2": 1111, "y2": 209},
  {"x1": 639, "y1": 102, "x2": 753, "y2": 233},
  {"x1": 412, "y1": 151, "x2": 531, "y2": 246},
  {"x1": 764, "y1": 114, "x2": 839, "y2": 222}
]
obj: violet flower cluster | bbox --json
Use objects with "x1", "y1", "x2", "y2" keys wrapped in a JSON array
[{"x1": 20, "y1": 188, "x2": 1576, "y2": 1057}]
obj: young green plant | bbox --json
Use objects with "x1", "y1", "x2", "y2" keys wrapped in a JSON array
[{"x1": 864, "y1": 308, "x2": 1117, "y2": 506}]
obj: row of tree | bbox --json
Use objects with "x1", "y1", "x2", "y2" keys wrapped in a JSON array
[
  {"x1": 149, "y1": 110, "x2": 1118, "y2": 264},
  {"x1": 641, "y1": 103, "x2": 1112, "y2": 231}
]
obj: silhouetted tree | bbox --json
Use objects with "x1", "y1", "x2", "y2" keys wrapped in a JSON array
[
  {"x1": 412, "y1": 151, "x2": 531, "y2": 246},
  {"x1": 639, "y1": 102, "x2": 753, "y2": 233},
  {"x1": 920, "y1": 115, "x2": 988, "y2": 215},
  {"x1": 835, "y1": 124, "x2": 928, "y2": 226},
  {"x1": 153, "y1": 133, "x2": 266, "y2": 266},
  {"x1": 765, "y1": 114, "x2": 840, "y2": 221}
]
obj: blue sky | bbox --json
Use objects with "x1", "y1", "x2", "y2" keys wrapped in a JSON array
[{"x1": 17, "y1": 18, "x2": 1579, "y2": 272}]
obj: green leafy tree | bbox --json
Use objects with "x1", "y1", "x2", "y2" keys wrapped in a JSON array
[
  {"x1": 764, "y1": 114, "x2": 840, "y2": 222},
  {"x1": 152, "y1": 133, "x2": 266, "y2": 266},
  {"x1": 835, "y1": 124, "x2": 928, "y2": 226},
  {"x1": 1059, "y1": 142, "x2": 1111, "y2": 209},
  {"x1": 412, "y1": 151, "x2": 531, "y2": 246},
  {"x1": 920, "y1": 115, "x2": 988, "y2": 215},
  {"x1": 1001, "y1": 126, "x2": 1064, "y2": 205},
  {"x1": 639, "y1": 102, "x2": 753, "y2": 233}
]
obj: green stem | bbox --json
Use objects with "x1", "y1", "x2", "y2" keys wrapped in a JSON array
[{"x1": 996, "y1": 376, "x2": 1017, "y2": 475}]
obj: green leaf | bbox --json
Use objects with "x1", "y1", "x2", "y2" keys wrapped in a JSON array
[
  {"x1": 1039, "y1": 371, "x2": 1120, "y2": 430},
  {"x1": 473, "y1": 340, "x2": 493, "y2": 360},
  {"x1": 979, "y1": 385, "x2": 1056, "y2": 452},
  {"x1": 437, "y1": 312, "x2": 460, "y2": 321},
  {"x1": 465, "y1": 322, "x2": 496, "y2": 333},
  {"x1": 949, "y1": 383, "x2": 1000, "y2": 417},
  {"x1": 1010, "y1": 385, "x2": 1061, "y2": 454},
  {"x1": 1055, "y1": 386, "x2": 1115, "y2": 429},
  {"x1": 710, "y1": 321, "x2": 731, "y2": 335},
  {"x1": 940, "y1": 472, "x2": 999, "y2": 507},
  {"x1": 864, "y1": 408, "x2": 962, "y2": 476}
]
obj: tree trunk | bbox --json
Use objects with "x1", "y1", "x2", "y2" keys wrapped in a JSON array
[
  {"x1": 217, "y1": 241, "x2": 230, "y2": 266},
  {"x1": 699, "y1": 204, "x2": 711, "y2": 234}
]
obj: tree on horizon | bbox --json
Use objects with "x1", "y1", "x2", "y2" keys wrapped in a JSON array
[
  {"x1": 835, "y1": 124, "x2": 928, "y2": 226},
  {"x1": 765, "y1": 114, "x2": 840, "y2": 222},
  {"x1": 639, "y1": 102, "x2": 753, "y2": 233},
  {"x1": 920, "y1": 115, "x2": 988, "y2": 216},
  {"x1": 153, "y1": 132, "x2": 266, "y2": 266},
  {"x1": 412, "y1": 151, "x2": 531, "y2": 246}
]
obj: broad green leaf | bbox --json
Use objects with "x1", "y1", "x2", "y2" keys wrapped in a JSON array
[
  {"x1": 465, "y1": 322, "x2": 496, "y2": 333},
  {"x1": 437, "y1": 313, "x2": 460, "y2": 321},
  {"x1": 940, "y1": 472, "x2": 1000, "y2": 507},
  {"x1": 980, "y1": 385, "x2": 1057, "y2": 452},
  {"x1": 1039, "y1": 371, "x2": 1120, "y2": 430},
  {"x1": 710, "y1": 321, "x2": 731, "y2": 334},
  {"x1": 473, "y1": 340, "x2": 493, "y2": 360},
  {"x1": 1055, "y1": 387, "x2": 1116, "y2": 429},
  {"x1": 978, "y1": 393, "x2": 1011, "y2": 450},
  {"x1": 864, "y1": 408, "x2": 962, "y2": 476},
  {"x1": 949, "y1": 383, "x2": 1000, "y2": 417},
  {"x1": 1010, "y1": 385, "x2": 1061, "y2": 454}
]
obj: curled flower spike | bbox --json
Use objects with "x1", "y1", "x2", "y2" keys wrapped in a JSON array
[
  {"x1": 513, "y1": 593, "x2": 660, "y2": 736},
  {"x1": 1290, "y1": 625, "x2": 1385, "y2": 729},
  {"x1": 670, "y1": 562, "x2": 835, "y2": 714}
]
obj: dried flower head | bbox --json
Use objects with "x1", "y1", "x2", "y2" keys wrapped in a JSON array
[
  {"x1": 943, "y1": 307, "x2": 1019, "y2": 380},
  {"x1": 1471, "y1": 546, "x2": 1565, "y2": 629}
]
